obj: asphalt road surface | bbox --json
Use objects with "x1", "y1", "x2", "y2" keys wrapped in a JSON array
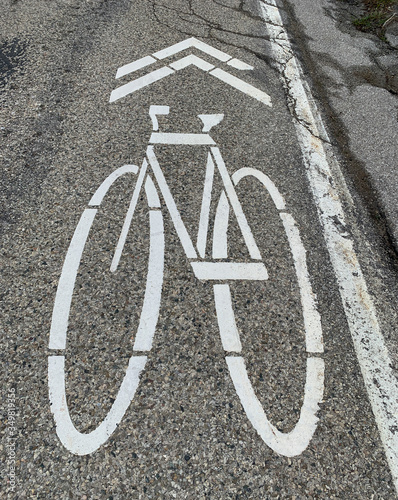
[{"x1": 2, "y1": 0, "x2": 398, "y2": 498}]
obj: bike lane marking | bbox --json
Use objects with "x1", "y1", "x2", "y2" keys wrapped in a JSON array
[
  {"x1": 259, "y1": 0, "x2": 398, "y2": 490},
  {"x1": 45, "y1": 9, "x2": 396, "y2": 488}
]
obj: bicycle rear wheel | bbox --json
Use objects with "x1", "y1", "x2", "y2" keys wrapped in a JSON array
[{"x1": 213, "y1": 167, "x2": 324, "y2": 457}]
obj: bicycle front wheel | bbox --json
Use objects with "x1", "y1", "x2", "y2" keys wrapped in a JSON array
[{"x1": 48, "y1": 162, "x2": 164, "y2": 455}]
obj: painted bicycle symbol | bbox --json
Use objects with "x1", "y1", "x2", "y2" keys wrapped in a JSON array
[{"x1": 48, "y1": 104, "x2": 324, "y2": 457}]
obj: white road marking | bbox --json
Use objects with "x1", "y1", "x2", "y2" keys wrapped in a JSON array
[
  {"x1": 214, "y1": 284, "x2": 242, "y2": 352},
  {"x1": 146, "y1": 146, "x2": 198, "y2": 259},
  {"x1": 89, "y1": 165, "x2": 139, "y2": 206},
  {"x1": 226, "y1": 356, "x2": 325, "y2": 457},
  {"x1": 153, "y1": 37, "x2": 232, "y2": 62},
  {"x1": 169, "y1": 54, "x2": 214, "y2": 72},
  {"x1": 197, "y1": 153, "x2": 215, "y2": 258},
  {"x1": 111, "y1": 39, "x2": 272, "y2": 105},
  {"x1": 149, "y1": 133, "x2": 216, "y2": 145},
  {"x1": 109, "y1": 67, "x2": 175, "y2": 103},
  {"x1": 231, "y1": 167, "x2": 323, "y2": 354},
  {"x1": 280, "y1": 213, "x2": 323, "y2": 354},
  {"x1": 48, "y1": 355, "x2": 147, "y2": 455},
  {"x1": 232, "y1": 167, "x2": 286, "y2": 211},
  {"x1": 111, "y1": 159, "x2": 148, "y2": 272},
  {"x1": 209, "y1": 68, "x2": 272, "y2": 107},
  {"x1": 211, "y1": 147, "x2": 262, "y2": 260},
  {"x1": 260, "y1": 0, "x2": 398, "y2": 488},
  {"x1": 149, "y1": 105, "x2": 170, "y2": 131},
  {"x1": 144, "y1": 175, "x2": 161, "y2": 209},
  {"x1": 191, "y1": 262, "x2": 268, "y2": 281},
  {"x1": 198, "y1": 114, "x2": 224, "y2": 132},
  {"x1": 212, "y1": 191, "x2": 229, "y2": 259},
  {"x1": 116, "y1": 55, "x2": 157, "y2": 79},
  {"x1": 133, "y1": 210, "x2": 164, "y2": 352},
  {"x1": 49, "y1": 209, "x2": 97, "y2": 350},
  {"x1": 227, "y1": 58, "x2": 254, "y2": 70}
]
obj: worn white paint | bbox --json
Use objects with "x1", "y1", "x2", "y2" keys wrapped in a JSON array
[
  {"x1": 226, "y1": 356, "x2": 325, "y2": 457},
  {"x1": 89, "y1": 165, "x2": 139, "y2": 206},
  {"x1": 149, "y1": 105, "x2": 170, "y2": 131},
  {"x1": 146, "y1": 146, "x2": 198, "y2": 259},
  {"x1": 214, "y1": 284, "x2": 242, "y2": 352},
  {"x1": 260, "y1": 0, "x2": 398, "y2": 488},
  {"x1": 210, "y1": 68, "x2": 272, "y2": 107},
  {"x1": 169, "y1": 54, "x2": 215, "y2": 72},
  {"x1": 144, "y1": 175, "x2": 161, "y2": 209},
  {"x1": 111, "y1": 39, "x2": 272, "y2": 105},
  {"x1": 197, "y1": 153, "x2": 215, "y2": 258},
  {"x1": 211, "y1": 147, "x2": 262, "y2": 260},
  {"x1": 49, "y1": 209, "x2": 97, "y2": 350},
  {"x1": 110, "y1": 67, "x2": 174, "y2": 103},
  {"x1": 232, "y1": 167, "x2": 285, "y2": 211},
  {"x1": 149, "y1": 133, "x2": 216, "y2": 145},
  {"x1": 198, "y1": 114, "x2": 224, "y2": 132},
  {"x1": 153, "y1": 37, "x2": 232, "y2": 62},
  {"x1": 48, "y1": 355, "x2": 147, "y2": 455},
  {"x1": 280, "y1": 213, "x2": 323, "y2": 353},
  {"x1": 227, "y1": 58, "x2": 254, "y2": 70},
  {"x1": 111, "y1": 159, "x2": 148, "y2": 272},
  {"x1": 212, "y1": 191, "x2": 229, "y2": 259},
  {"x1": 133, "y1": 210, "x2": 164, "y2": 352},
  {"x1": 191, "y1": 262, "x2": 268, "y2": 281},
  {"x1": 116, "y1": 55, "x2": 157, "y2": 79}
]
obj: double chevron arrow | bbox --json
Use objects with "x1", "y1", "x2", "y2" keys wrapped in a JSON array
[{"x1": 110, "y1": 37, "x2": 272, "y2": 107}]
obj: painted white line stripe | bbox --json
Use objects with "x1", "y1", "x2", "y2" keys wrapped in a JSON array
[
  {"x1": 153, "y1": 37, "x2": 232, "y2": 62},
  {"x1": 116, "y1": 55, "x2": 157, "y2": 79},
  {"x1": 232, "y1": 167, "x2": 286, "y2": 211},
  {"x1": 197, "y1": 153, "x2": 215, "y2": 258},
  {"x1": 89, "y1": 165, "x2": 139, "y2": 206},
  {"x1": 280, "y1": 213, "x2": 323, "y2": 353},
  {"x1": 191, "y1": 262, "x2": 268, "y2": 281},
  {"x1": 212, "y1": 191, "x2": 229, "y2": 259},
  {"x1": 260, "y1": 0, "x2": 398, "y2": 488},
  {"x1": 149, "y1": 105, "x2": 170, "y2": 131},
  {"x1": 211, "y1": 147, "x2": 262, "y2": 260},
  {"x1": 227, "y1": 58, "x2": 254, "y2": 70},
  {"x1": 210, "y1": 68, "x2": 272, "y2": 107},
  {"x1": 48, "y1": 355, "x2": 147, "y2": 455},
  {"x1": 144, "y1": 176, "x2": 161, "y2": 209},
  {"x1": 133, "y1": 211, "x2": 164, "y2": 352},
  {"x1": 226, "y1": 356, "x2": 325, "y2": 457},
  {"x1": 169, "y1": 54, "x2": 214, "y2": 72},
  {"x1": 110, "y1": 159, "x2": 148, "y2": 272},
  {"x1": 149, "y1": 133, "x2": 216, "y2": 145},
  {"x1": 214, "y1": 284, "x2": 242, "y2": 352},
  {"x1": 49, "y1": 209, "x2": 97, "y2": 350},
  {"x1": 198, "y1": 114, "x2": 224, "y2": 132},
  {"x1": 146, "y1": 146, "x2": 197, "y2": 259},
  {"x1": 109, "y1": 67, "x2": 174, "y2": 103}
]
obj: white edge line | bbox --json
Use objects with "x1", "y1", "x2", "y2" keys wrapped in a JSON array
[{"x1": 260, "y1": 0, "x2": 398, "y2": 490}]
